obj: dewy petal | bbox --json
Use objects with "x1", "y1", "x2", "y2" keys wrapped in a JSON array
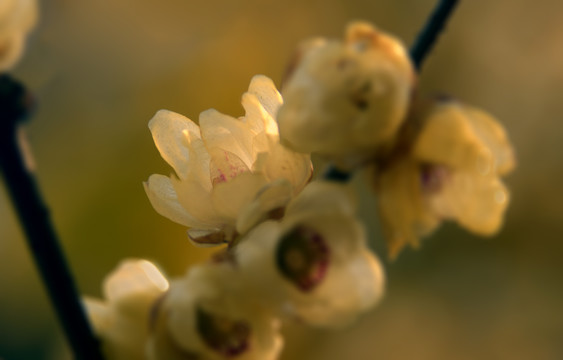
[
  {"x1": 149, "y1": 110, "x2": 201, "y2": 180},
  {"x1": 199, "y1": 109, "x2": 255, "y2": 168},
  {"x1": 144, "y1": 174, "x2": 204, "y2": 228},
  {"x1": 211, "y1": 172, "x2": 269, "y2": 222}
]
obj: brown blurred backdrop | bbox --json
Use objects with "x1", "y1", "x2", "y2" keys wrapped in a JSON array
[{"x1": 1, "y1": 0, "x2": 563, "y2": 359}]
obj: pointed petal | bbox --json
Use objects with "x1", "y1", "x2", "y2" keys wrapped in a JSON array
[
  {"x1": 144, "y1": 174, "x2": 204, "y2": 228},
  {"x1": 149, "y1": 110, "x2": 201, "y2": 179},
  {"x1": 199, "y1": 109, "x2": 255, "y2": 168},
  {"x1": 247, "y1": 75, "x2": 283, "y2": 121},
  {"x1": 211, "y1": 172, "x2": 269, "y2": 222}
]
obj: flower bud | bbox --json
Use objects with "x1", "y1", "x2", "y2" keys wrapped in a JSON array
[{"x1": 277, "y1": 21, "x2": 415, "y2": 169}]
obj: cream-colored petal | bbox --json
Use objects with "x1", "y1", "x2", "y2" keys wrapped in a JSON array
[
  {"x1": 431, "y1": 170, "x2": 510, "y2": 235},
  {"x1": 103, "y1": 259, "x2": 169, "y2": 309},
  {"x1": 149, "y1": 110, "x2": 201, "y2": 180},
  {"x1": 0, "y1": 32, "x2": 24, "y2": 71},
  {"x1": 199, "y1": 109, "x2": 255, "y2": 168},
  {"x1": 241, "y1": 92, "x2": 280, "y2": 139},
  {"x1": 211, "y1": 172, "x2": 269, "y2": 222},
  {"x1": 293, "y1": 249, "x2": 385, "y2": 328},
  {"x1": 285, "y1": 181, "x2": 356, "y2": 218},
  {"x1": 413, "y1": 103, "x2": 491, "y2": 170},
  {"x1": 236, "y1": 179, "x2": 293, "y2": 235},
  {"x1": 464, "y1": 106, "x2": 516, "y2": 175},
  {"x1": 144, "y1": 174, "x2": 204, "y2": 228},
  {"x1": 208, "y1": 147, "x2": 250, "y2": 186},
  {"x1": 374, "y1": 160, "x2": 439, "y2": 259},
  {"x1": 170, "y1": 176, "x2": 221, "y2": 227},
  {"x1": 254, "y1": 136, "x2": 312, "y2": 194},
  {"x1": 247, "y1": 75, "x2": 283, "y2": 122}
]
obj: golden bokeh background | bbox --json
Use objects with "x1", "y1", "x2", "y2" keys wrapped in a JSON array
[{"x1": 1, "y1": 0, "x2": 563, "y2": 359}]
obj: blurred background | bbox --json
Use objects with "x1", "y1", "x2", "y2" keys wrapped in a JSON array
[{"x1": 1, "y1": 0, "x2": 563, "y2": 359}]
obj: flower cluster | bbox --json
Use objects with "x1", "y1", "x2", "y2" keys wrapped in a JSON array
[
  {"x1": 0, "y1": 0, "x2": 38, "y2": 71},
  {"x1": 85, "y1": 20, "x2": 514, "y2": 360}
]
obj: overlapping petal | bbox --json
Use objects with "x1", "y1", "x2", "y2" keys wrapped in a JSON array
[
  {"x1": 145, "y1": 75, "x2": 313, "y2": 245},
  {"x1": 374, "y1": 100, "x2": 515, "y2": 258}
]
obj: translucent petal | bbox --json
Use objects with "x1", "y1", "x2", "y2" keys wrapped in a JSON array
[
  {"x1": 170, "y1": 176, "x2": 220, "y2": 227},
  {"x1": 255, "y1": 137, "x2": 312, "y2": 194},
  {"x1": 104, "y1": 259, "x2": 169, "y2": 306},
  {"x1": 149, "y1": 110, "x2": 201, "y2": 180},
  {"x1": 247, "y1": 75, "x2": 283, "y2": 122},
  {"x1": 144, "y1": 174, "x2": 204, "y2": 228},
  {"x1": 211, "y1": 172, "x2": 269, "y2": 222},
  {"x1": 208, "y1": 148, "x2": 250, "y2": 186},
  {"x1": 236, "y1": 179, "x2": 293, "y2": 235},
  {"x1": 199, "y1": 109, "x2": 255, "y2": 168}
]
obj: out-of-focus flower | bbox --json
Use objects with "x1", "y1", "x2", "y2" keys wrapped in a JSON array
[
  {"x1": 236, "y1": 181, "x2": 385, "y2": 328},
  {"x1": 277, "y1": 21, "x2": 415, "y2": 169},
  {"x1": 374, "y1": 100, "x2": 516, "y2": 258},
  {"x1": 84, "y1": 259, "x2": 169, "y2": 360},
  {"x1": 147, "y1": 263, "x2": 283, "y2": 360},
  {"x1": 145, "y1": 75, "x2": 312, "y2": 246},
  {"x1": 0, "y1": 0, "x2": 38, "y2": 71}
]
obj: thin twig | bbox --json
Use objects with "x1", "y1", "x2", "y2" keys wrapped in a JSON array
[
  {"x1": 323, "y1": 0, "x2": 461, "y2": 181},
  {"x1": 0, "y1": 75, "x2": 104, "y2": 360},
  {"x1": 410, "y1": 0, "x2": 460, "y2": 70}
]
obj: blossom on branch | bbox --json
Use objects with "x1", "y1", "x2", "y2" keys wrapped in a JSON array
[
  {"x1": 84, "y1": 259, "x2": 169, "y2": 360},
  {"x1": 148, "y1": 262, "x2": 283, "y2": 360},
  {"x1": 277, "y1": 21, "x2": 415, "y2": 170},
  {"x1": 144, "y1": 75, "x2": 312, "y2": 246},
  {"x1": 373, "y1": 99, "x2": 516, "y2": 258},
  {"x1": 236, "y1": 181, "x2": 386, "y2": 327},
  {"x1": 0, "y1": 0, "x2": 37, "y2": 71}
]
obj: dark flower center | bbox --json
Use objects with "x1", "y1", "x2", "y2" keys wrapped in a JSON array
[
  {"x1": 420, "y1": 163, "x2": 449, "y2": 194},
  {"x1": 276, "y1": 226, "x2": 330, "y2": 292},
  {"x1": 196, "y1": 307, "x2": 251, "y2": 357}
]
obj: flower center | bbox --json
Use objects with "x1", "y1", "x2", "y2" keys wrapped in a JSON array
[
  {"x1": 196, "y1": 307, "x2": 251, "y2": 357},
  {"x1": 420, "y1": 163, "x2": 449, "y2": 194},
  {"x1": 276, "y1": 226, "x2": 330, "y2": 292}
]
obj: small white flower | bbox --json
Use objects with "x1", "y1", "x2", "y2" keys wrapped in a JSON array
[
  {"x1": 277, "y1": 21, "x2": 415, "y2": 169},
  {"x1": 0, "y1": 0, "x2": 38, "y2": 71},
  {"x1": 144, "y1": 75, "x2": 312, "y2": 246},
  {"x1": 236, "y1": 181, "x2": 386, "y2": 328},
  {"x1": 374, "y1": 100, "x2": 516, "y2": 258},
  {"x1": 147, "y1": 262, "x2": 283, "y2": 360},
  {"x1": 84, "y1": 259, "x2": 169, "y2": 360}
]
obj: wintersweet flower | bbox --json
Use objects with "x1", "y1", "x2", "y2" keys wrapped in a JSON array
[
  {"x1": 277, "y1": 21, "x2": 415, "y2": 169},
  {"x1": 0, "y1": 0, "x2": 38, "y2": 71},
  {"x1": 236, "y1": 181, "x2": 386, "y2": 327},
  {"x1": 144, "y1": 75, "x2": 312, "y2": 246},
  {"x1": 374, "y1": 99, "x2": 516, "y2": 258},
  {"x1": 84, "y1": 259, "x2": 169, "y2": 360},
  {"x1": 147, "y1": 262, "x2": 283, "y2": 360}
]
